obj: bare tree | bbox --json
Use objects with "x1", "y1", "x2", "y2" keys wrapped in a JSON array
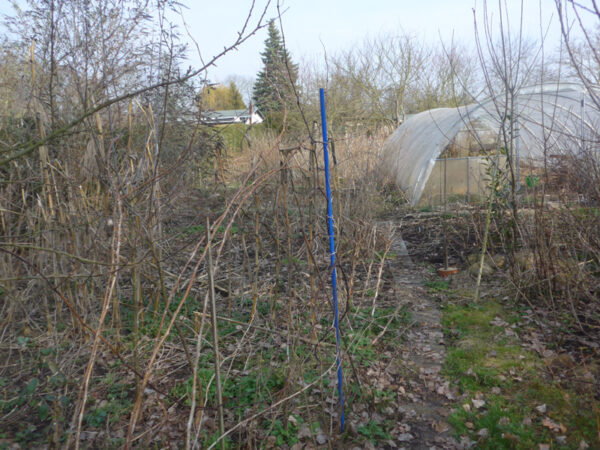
[
  {"x1": 556, "y1": 0, "x2": 600, "y2": 106},
  {"x1": 0, "y1": 1, "x2": 271, "y2": 448}
]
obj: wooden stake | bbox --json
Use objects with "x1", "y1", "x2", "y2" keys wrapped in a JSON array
[{"x1": 207, "y1": 218, "x2": 225, "y2": 449}]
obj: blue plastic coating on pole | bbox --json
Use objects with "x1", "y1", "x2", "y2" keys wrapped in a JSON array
[{"x1": 319, "y1": 88, "x2": 345, "y2": 432}]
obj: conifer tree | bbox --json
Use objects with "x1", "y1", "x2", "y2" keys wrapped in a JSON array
[
  {"x1": 228, "y1": 81, "x2": 245, "y2": 109},
  {"x1": 252, "y1": 20, "x2": 298, "y2": 124}
]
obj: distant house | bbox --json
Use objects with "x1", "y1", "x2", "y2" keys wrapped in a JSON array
[{"x1": 201, "y1": 107, "x2": 263, "y2": 126}]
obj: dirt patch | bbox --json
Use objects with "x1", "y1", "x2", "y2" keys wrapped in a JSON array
[{"x1": 365, "y1": 221, "x2": 460, "y2": 449}]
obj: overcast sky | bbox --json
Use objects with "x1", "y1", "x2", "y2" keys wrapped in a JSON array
[
  {"x1": 179, "y1": 0, "x2": 582, "y2": 83},
  {"x1": 0, "y1": 0, "x2": 595, "y2": 85}
]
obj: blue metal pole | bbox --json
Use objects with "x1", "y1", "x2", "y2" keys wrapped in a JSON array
[{"x1": 319, "y1": 88, "x2": 345, "y2": 432}]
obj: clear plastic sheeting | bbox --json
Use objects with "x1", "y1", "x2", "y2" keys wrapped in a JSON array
[{"x1": 381, "y1": 83, "x2": 600, "y2": 205}]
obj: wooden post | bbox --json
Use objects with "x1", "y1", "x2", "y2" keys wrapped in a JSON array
[{"x1": 206, "y1": 219, "x2": 225, "y2": 449}]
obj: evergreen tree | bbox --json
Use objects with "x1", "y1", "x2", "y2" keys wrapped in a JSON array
[
  {"x1": 252, "y1": 20, "x2": 298, "y2": 124},
  {"x1": 228, "y1": 81, "x2": 246, "y2": 109}
]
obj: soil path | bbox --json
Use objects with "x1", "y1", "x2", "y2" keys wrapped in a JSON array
[{"x1": 384, "y1": 221, "x2": 460, "y2": 449}]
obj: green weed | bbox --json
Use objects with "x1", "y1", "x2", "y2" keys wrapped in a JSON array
[
  {"x1": 181, "y1": 224, "x2": 205, "y2": 235},
  {"x1": 357, "y1": 420, "x2": 392, "y2": 443},
  {"x1": 170, "y1": 368, "x2": 286, "y2": 416},
  {"x1": 265, "y1": 417, "x2": 301, "y2": 447},
  {"x1": 84, "y1": 382, "x2": 132, "y2": 428},
  {"x1": 424, "y1": 279, "x2": 451, "y2": 293}
]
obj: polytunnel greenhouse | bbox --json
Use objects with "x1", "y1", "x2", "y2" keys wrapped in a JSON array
[{"x1": 380, "y1": 83, "x2": 600, "y2": 206}]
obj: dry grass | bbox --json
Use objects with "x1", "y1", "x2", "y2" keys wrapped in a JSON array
[{"x1": 0, "y1": 112, "x2": 407, "y2": 448}]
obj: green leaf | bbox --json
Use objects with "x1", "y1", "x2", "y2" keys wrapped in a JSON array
[
  {"x1": 38, "y1": 402, "x2": 49, "y2": 421},
  {"x1": 24, "y1": 378, "x2": 39, "y2": 395}
]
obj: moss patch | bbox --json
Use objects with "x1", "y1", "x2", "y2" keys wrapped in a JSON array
[{"x1": 442, "y1": 299, "x2": 599, "y2": 449}]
